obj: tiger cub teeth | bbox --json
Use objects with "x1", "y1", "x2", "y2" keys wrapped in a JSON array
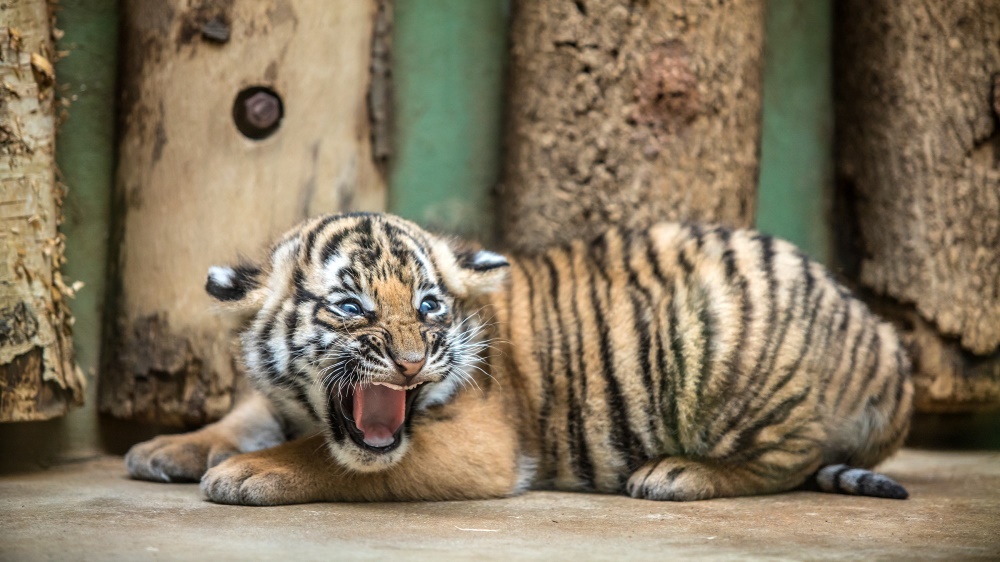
[{"x1": 370, "y1": 381, "x2": 426, "y2": 391}]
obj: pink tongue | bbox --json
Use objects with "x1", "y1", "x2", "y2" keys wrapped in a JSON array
[{"x1": 352, "y1": 384, "x2": 406, "y2": 448}]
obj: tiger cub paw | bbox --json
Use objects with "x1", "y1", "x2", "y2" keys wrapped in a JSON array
[
  {"x1": 125, "y1": 430, "x2": 239, "y2": 483},
  {"x1": 626, "y1": 458, "x2": 718, "y2": 501},
  {"x1": 200, "y1": 452, "x2": 308, "y2": 506}
]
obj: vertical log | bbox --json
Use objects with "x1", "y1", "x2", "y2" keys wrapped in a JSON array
[
  {"x1": 835, "y1": 0, "x2": 1000, "y2": 411},
  {"x1": 501, "y1": 0, "x2": 764, "y2": 251},
  {"x1": 0, "y1": 0, "x2": 84, "y2": 421},
  {"x1": 101, "y1": 0, "x2": 387, "y2": 426}
]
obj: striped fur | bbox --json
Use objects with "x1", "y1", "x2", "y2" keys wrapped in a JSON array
[
  {"x1": 496, "y1": 222, "x2": 913, "y2": 499},
  {"x1": 128, "y1": 212, "x2": 914, "y2": 503}
]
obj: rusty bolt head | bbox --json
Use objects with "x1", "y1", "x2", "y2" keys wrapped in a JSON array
[
  {"x1": 244, "y1": 91, "x2": 281, "y2": 130},
  {"x1": 233, "y1": 86, "x2": 284, "y2": 140}
]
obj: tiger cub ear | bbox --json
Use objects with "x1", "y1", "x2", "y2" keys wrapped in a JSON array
[
  {"x1": 205, "y1": 263, "x2": 264, "y2": 308},
  {"x1": 430, "y1": 239, "x2": 510, "y2": 298}
]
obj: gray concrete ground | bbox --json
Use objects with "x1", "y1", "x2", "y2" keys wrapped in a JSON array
[{"x1": 1, "y1": 449, "x2": 998, "y2": 561}]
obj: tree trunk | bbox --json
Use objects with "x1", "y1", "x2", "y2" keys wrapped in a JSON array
[
  {"x1": 0, "y1": 0, "x2": 85, "y2": 421},
  {"x1": 500, "y1": 0, "x2": 764, "y2": 252},
  {"x1": 834, "y1": 0, "x2": 1000, "y2": 411},
  {"x1": 100, "y1": 0, "x2": 387, "y2": 426}
]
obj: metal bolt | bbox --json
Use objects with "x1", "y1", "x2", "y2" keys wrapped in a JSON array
[{"x1": 244, "y1": 91, "x2": 281, "y2": 130}]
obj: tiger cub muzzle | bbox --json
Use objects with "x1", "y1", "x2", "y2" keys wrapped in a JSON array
[
  {"x1": 330, "y1": 380, "x2": 425, "y2": 453},
  {"x1": 327, "y1": 335, "x2": 446, "y2": 456}
]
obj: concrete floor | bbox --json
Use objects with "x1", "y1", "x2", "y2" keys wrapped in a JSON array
[{"x1": 1, "y1": 449, "x2": 998, "y2": 561}]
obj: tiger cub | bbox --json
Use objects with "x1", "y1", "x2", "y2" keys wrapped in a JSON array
[{"x1": 126, "y1": 212, "x2": 913, "y2": 505}]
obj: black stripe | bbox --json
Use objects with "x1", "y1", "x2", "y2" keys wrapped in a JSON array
[
  {"x1": 710, "y1": 230, "x2": 752, "y2": 442},
  {"x1": 285, "y1": 305, "x2": 305, "y2": 365},
  {"x1": 643, "y1": 236, "x2": 680, "y2": 450},
  {"x1": 542, "y1": 255, "x2": 582, "y2": 484},
  {"x1": 813, "y1": 296, "x2": 849, "y2": 405},
  {"x1": 665, "y1": 466, "x2": 687, "y2": 482},
  {"x1": 731, "y1": 432, "x2": 823, "y2": 464},
  {"x1": 319, "y1": 227, "x2": 354, "y2": 266},
  {"x1": 693, "y1": 298, "x2": 716, "y2": 445},
  {"x1": 304, "y1": 214, "x2": 340, "y2": 259},
  {"x1": 630, "y1": 291, "x2": 657, "y2": 439},
  {"x1": 730, "y1": 270, "x2": 805, "y2": 431},
  {"x1": 522, "y1": 260, "x2": 555, "y2": 469},
  {"x1": 856, "y1": 471, "x2": 873, "y2": 494},
  {"x1": 590, "y1": 235, "x2": 645, "y2": 475},
  {"x1": 729, "y1": 385, "x2": 813, "y2": 455},
  {"x1": 831, "y1": 465, "x2": 853, "y2": 494},
  {"x1": 622, "y1": 235, "x2": 658, "y2": 446},
  {"x1": 567, "y1": 253, "x2": 596, "y2": 489},
  {"x1": 667, "y1": 297, "x2": 686, "y2": 452},
  {"x1": 843, "y1": 331, "x2": 882, "y2": 415},
  {"x1": 719, "y1": 235, "x2": 777, "y2": 436},
  {"x1": 744, "y1": 263, "x2": 823, "y2": 424},
  {"x1": 831, "y1": 313, "x2": 869, "y2": 409},
  {"x1": 636, "y1": 461, "x2": 658, "y2": 492}
]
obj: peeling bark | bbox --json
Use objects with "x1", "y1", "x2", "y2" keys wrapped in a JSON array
[
  {"x1": 501, "y1": 0, "x2": 764, "y2": 251},
  {"x1": 835, "y1": 0, "x2": 1000, "y2": 410},
  {"x1": 0, "y1": 0, "x2": 85, "y2": 422}
]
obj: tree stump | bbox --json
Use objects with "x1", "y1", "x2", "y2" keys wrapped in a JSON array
[
  {"x1": 0, "y1": 0, "x2": 85, "y2": 421},
  {"x1": 501, "y1": 0, "x2": 764, "y2": 251},
  {"x1": 100, "y1": 0, "x2": 387, "y2": 426},
  {"x1": 835, "y1": 0, "x2": 1000, "y2": 411}
]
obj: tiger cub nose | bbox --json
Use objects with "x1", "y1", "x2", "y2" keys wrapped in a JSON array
[{"x1": 393, "y1": 354, "x2": 426, "y2": 377}]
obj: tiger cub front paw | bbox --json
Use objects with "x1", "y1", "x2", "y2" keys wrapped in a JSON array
[
  {"x1": 200, "y1": 452, "x2": 310, "y2": 506},
  {"x1": 126, "y1": 430, "x2": 239, "y2": 483}
]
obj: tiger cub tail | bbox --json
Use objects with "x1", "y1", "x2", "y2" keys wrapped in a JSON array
[{"x1": 813, "y1": 464, "x2": 908, "y2": 500}]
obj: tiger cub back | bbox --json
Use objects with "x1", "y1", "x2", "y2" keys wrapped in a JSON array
[{"x1": 494, "y1": 222, "x2": 913, "y2": 500}]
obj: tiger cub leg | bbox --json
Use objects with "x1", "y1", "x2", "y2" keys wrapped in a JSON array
[
  {"x1": 202, "y1": 390, "x2": 525, "y2": 505},
  {"x1": 627, "y1": 429, "x2": 824, "y2": 501},
  {"x1": 126, "y1": 392, "x2": 285, "y2": 483}
]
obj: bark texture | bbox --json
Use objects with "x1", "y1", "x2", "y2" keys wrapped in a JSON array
[
  {"x1": 501, "y1": 0, "x2": 764, "y2": 252},
  {"x1": 0, "y1": 0, "x2": 85, "y2": 421},
  {"x1": 835, "y1": 0, "x2": 1000, "y2": 410},
  {"x1": 101, "y1": 0, "x2": 387, "y2": 426}
]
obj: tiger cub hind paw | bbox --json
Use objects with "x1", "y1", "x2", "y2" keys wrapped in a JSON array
[
  {"x1": 125, "y1": 431, "x2": 239, "y2": 483},
  {"x1": 626, "y1": 458, "x2": 720, "y2": 501}
]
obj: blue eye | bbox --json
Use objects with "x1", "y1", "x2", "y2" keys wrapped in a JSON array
[
  {"x1": 336, "y1": 299, "x2": 363, "y2": 316},
  {"x1": 418, "y1": 296, "x2": 440, "y2": 314}
]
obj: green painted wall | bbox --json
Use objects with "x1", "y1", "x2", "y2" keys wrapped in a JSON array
[
  {"x1": 388, "y1": 0, "x2": 508, "y2": 242},
  {"x1": 756, "y1": 0, "x2": 832, "y2": 264},
  {"x1": 56, "y1": 0, "x2": 118, "y2": 378}
]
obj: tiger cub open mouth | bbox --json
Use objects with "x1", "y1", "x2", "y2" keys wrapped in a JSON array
[{"x1": 332, "y1": 382, "x2": 424, "y2": 452}]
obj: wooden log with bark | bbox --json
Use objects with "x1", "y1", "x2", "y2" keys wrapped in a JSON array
[
  {"x1": 835, "y1": 0, "x2": 1000, "y2": 411},
  {"x1": 0, "y1": 0, "x2": 85, "y2": 421},
  {"x1": 500, "y1": 0, "x2": 765, "y2": 252},
  {"x1": 100, "y1": 0, "x2": 387, "y2": 426}
]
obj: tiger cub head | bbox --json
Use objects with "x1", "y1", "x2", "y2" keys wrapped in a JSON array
[{"x1": 204, "y1": 213, "x2": 508, "y2": 472}]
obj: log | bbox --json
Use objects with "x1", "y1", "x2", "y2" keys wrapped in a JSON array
[
  {"x1": 100, "y1": 0, "x2": 387, "y2": 426},
  {"x1": 501, "y1": 0, "x2": 764, "y2": 251},
  {"x1": 834, "y1": 0, "x2": 1000, "y2": 411},
  {"x1": 0, "y1": 0, "x2": 85, "y2": 421}
]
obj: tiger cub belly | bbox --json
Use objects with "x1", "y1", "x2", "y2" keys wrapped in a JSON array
[{"x1": 500, "y1": 222, "x2": 913, "y2": 497}]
